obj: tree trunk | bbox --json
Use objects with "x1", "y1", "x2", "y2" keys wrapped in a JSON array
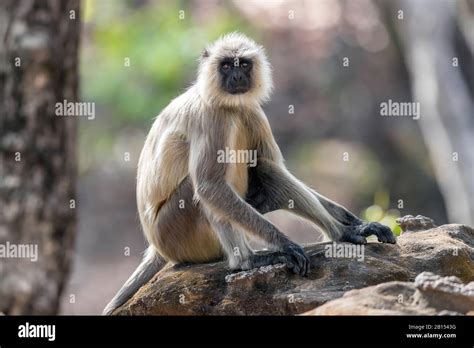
[{"x1": 0, "y1": 0, "x2": 80, "y2": 314}]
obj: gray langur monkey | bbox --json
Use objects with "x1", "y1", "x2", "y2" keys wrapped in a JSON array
[{"x1": 103, "y1": 32, "x2": 396, "y2": 315}]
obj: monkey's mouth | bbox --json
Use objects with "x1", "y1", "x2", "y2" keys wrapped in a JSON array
[{"x1": 227, "y1": 85, "x2": 250, "y2": 94}]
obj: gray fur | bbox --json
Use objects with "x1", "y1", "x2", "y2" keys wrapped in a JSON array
[
  {"x1": 246, "y1": 160, "x2": 396, "y2": 245},
  {"x1": 189, "y1": 110, "x2": 296, "y2": 251},
  {"x1": 246, "y1": 159, "x2": 344, "y2": 240},
  {"x1": 205, "y1": 216, "x2": 253, "y2": 269}
]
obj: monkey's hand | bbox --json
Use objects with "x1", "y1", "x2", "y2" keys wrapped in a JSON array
[
  {"x1": 245, "y1": 243, "x2": 310, "y2": 277},
  {"x1": 280, "y1": 242, "x2": 310, "y2": 276},
  {"x1": 342, "y1": 221, "x2": 396, "y2": 245}
]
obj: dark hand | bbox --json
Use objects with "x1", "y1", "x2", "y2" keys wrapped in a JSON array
[{"x1": 281, "y1": 242, "x2": 310, "y2": 276}]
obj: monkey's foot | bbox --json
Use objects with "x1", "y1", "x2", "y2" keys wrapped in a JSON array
[
  {"x1": 243, "y1": 248, "x2": 310, "y2": 277},
  {"x1": 342, "y1": 222, "x2": 396, "y2": 245},
  {"x1": 396, "y1": 215, "x2": 436, "y2": 232}
]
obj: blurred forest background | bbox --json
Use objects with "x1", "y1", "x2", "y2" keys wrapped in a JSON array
[{"x1": 1, "y1": 0, "x2": 472, "y2": 315}]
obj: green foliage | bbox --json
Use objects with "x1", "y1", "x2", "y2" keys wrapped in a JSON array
[
  {"x1": 81, "y1": 1, "x2": 256, "y2": 125},
  {"x1": 78, "y1": 1, "x2": 257, "y2": 172},
  {"x1": 361, "y1": 189, "x2": 402, "y2": 235}
]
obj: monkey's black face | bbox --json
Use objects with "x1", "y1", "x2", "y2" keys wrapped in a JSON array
[{"x1": 219, "y1": 58, "x2": 253, "y2": 94}]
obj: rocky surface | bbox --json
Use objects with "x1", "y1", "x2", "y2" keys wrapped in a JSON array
[
  {"x1": 303, "y1": 272, "x2": 474, "y2": 315},
  {"x1": 112, "y1": 220, "x2": 474, "y2": 315},
  {"x1": 396, "y1": 215, "x2": 437, "y2": 232}
]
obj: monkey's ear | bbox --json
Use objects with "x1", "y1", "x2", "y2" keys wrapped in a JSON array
[{"x1": 201, "y1": 49, "x2": 209, "y2": 59}]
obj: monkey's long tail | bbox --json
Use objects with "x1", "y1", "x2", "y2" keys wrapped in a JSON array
[{"x1": 102, "y1": 246, "x2": 166, "y2": 315}]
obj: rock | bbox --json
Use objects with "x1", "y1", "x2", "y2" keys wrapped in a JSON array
[
  {"x1": 413, "y1": 272, "x2": 474, "y2": 313},
  {"x1": 112, "y1": 222, "x2": 474, "y2": 315},
  {"x1": 396, "y1": 215, "x2": 437, "y2": 232},
  {"x1": 303, "y1": 272, "x2": 474, "y2": 315}
]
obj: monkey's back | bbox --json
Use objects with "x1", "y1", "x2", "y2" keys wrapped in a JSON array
[{"x1": 136, "y1": 88, "x2": 201, "y2": 242}]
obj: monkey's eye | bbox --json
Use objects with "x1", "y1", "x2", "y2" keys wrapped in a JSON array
[
  {"x1": 241, "y1": 62, "x2": 248, "y2": 68},
  {"x1": 221, "y1": 63, "x2": 231, "y2": 71}
]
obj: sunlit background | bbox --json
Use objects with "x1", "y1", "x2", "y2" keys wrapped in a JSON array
[{"x1": 61, "y1": 0, "x2": 473, "y2": 313}]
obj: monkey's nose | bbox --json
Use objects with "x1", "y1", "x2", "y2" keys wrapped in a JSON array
[{"x1": 232, "y1": 72, "x2": 243, "y2": 82}]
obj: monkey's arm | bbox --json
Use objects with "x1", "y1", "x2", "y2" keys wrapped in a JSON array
[
  {"x1": 306, "y1": 189, "x2": 396, "y2": 244},
  {"x1": 245, "y1": 110, "x2": 395, "y2": 244},
  {"x1": 246, "y1": 158, "x2": 396, "y2": 245}
]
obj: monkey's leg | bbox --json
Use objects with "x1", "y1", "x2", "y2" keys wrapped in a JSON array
[
  {"x1": 154, "y1": 177, "x2": 224, "y2": 264},
  {"x1": 207, "y1": 217, "x2": 309, "y2": 275},
  {"x1": 246, "y1": 160, "x2": 396, "y2": 245}
]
